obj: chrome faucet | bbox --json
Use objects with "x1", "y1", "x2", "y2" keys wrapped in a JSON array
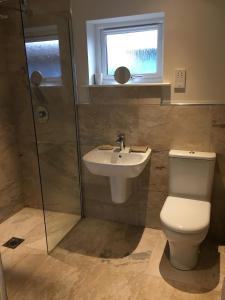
[{"x1": 116, "y1": 133, "x2": 126, "y2": 151}]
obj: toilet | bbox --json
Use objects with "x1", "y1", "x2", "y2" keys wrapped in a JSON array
[{"x1": 160, "y1": 150, "x2": 216, "y2": 270}]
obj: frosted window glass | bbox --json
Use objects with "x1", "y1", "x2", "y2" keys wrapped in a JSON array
[
  {"x1": 25, "y1": 40, "x2": 61, "y2": 78},
  {"x1": 106, "y1": 30, "x2": 158, "y2": 75}
]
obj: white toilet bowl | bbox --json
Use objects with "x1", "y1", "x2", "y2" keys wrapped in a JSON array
[
  {"x1": 162, "y1": 226, "x2": 208, "y2": 270},
  {"x1": 160, "y1": 196, "x2": 210, "y2": 270}
]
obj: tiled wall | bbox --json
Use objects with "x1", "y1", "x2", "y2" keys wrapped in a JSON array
[
  {"x1": 1, "y1": 0, "x2": 224, "y2": 244},
  {"x1": 33, "y1": 87, "x2": 81, "y2": 214},
  {"x1": 8, "y1": 5, "x2": 43, "y2": 210},
  {"x1": 6, "y1": 1, "x2": 43, "y2": 211},
  {"x1": 0, "y1": 0, "x2": 43, "y2": 222},
  {"x1": 24, "y1": 2, "x2": 81, "y2": 215},
  {"x1": 0, "y1": 5, "x2": 24, "y2": 221},
  {"x1": 78, "y1": 87, "x2": 225, "y2": 242},
  {"x1": 0, "y1": 0, "x2": 81, "y2": 221}
]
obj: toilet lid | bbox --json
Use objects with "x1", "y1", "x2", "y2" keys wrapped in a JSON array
[{"x1": 160, "y1": 196, "x2": 210, "y2": 233}]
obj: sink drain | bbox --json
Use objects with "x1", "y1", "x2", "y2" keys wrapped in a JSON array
[{"x1": 3, "y1": 237, "x2": 24, "y2": 249}]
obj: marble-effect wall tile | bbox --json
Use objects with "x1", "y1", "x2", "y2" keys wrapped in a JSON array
[
  {"x1": 1, "y1": 0, "x2": 81, "y2": 222},
  {"x1": 0, "y1": 7, "x2": 24, "y2": 222},
  {"x1": 78, "y1": 88, "x2": 225, "y2": 242}
]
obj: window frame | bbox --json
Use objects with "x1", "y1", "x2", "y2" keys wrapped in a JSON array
[{"x1": 100, "y1": 23, "x2": 163, "y2": 84}]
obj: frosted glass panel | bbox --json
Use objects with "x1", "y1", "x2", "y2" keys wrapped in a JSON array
[
  {"x1": 106, "y1": 30, "x2": 158, "y2": 75},
  {"x1": 25, "y1": 40, "x2": 61, "y2": 78},
  {"x1": 22, "y1": 13, "x2": 81, "y2": 253}
]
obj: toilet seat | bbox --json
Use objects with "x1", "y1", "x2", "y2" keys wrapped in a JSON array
[{"x1": 160, "y1": 196, "x2": 210, "y2": 234}]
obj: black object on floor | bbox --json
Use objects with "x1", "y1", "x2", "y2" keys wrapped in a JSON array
[{"x1": 3, "y1": 237, "x2": 24, "y2": 249}]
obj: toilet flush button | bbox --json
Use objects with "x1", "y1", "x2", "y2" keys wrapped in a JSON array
[{"x1": 189, "y1": 151, "x2": 195, "y2": 154}]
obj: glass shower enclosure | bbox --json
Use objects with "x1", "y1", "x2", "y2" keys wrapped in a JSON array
[{"x1": 20, "y1": 0, "x2": 82, "y2": 252}]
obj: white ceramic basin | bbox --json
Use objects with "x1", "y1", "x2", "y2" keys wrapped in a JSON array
[
  {"x1": 83, "y1": 147, "x2": 151, "y2": 204},
  {"x1": 83, "y1": 147, "x2": 151, "y2": 178}
]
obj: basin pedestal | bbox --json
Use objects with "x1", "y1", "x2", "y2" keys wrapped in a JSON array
[{"x1": 110, "y1": 177, "x2": 132, "y2": 204}]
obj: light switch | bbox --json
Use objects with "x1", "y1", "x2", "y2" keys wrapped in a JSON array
[{"x1": 174, "y1": 69, "x2": 186, "y2": 89}]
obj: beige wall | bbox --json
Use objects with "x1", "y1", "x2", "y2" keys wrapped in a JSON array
[
  {"x1": 0, "y1": 0, "x2": 43, "y2": 221},
  {"x1": 9, "y1": 5, "x2": 43, "y2": 210},
  {"x1": 78, "y1": 89, "x2": 225, "y2": 242},
  {"x1": 71, "y1": 0, "x2": 225, "y2": 103},
  {"x1": 0, "y1": 0, "x2": 81, "y2": 221},
  {"x1": 21, "y1": 0, "x2": 81, "y2": 215},
  {"x1": 32, "y1": 87, "x2": 81, "y2": 214},
  {"x1": 0, "y1": 4, "x2": 24, "y2": 221},
  {"x1": 1, "y1": 0, "x2": 224, "y2": 244},
  {"x1": 72, "y1": 0, "x2": 225, "y2": 241}
]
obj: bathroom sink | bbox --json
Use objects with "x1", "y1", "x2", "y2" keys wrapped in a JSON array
[
  {"x1": 83, "y1": 147, "x2": 151, "y2": 204},
  {"x1": 83, "y1": 147, "x2": 151, "y2": 178}
]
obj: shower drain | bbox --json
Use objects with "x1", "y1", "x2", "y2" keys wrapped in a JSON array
[{"x1": 3, "y1": 237, "x2": 24, "y2": 249}]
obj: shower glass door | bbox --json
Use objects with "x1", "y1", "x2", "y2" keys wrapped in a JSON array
[{"x1": 20, "y1": 0, "x2": 81, "y2": 252}]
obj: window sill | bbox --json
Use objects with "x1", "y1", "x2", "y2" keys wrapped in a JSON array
[
  {"x1": 84, "y1": 83, "x2": 171, "y2": 88},
  {"x1": 39, "y1": 83, "x2": 62, "y2": 87}
]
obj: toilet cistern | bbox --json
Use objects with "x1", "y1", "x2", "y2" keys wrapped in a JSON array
[{"x1": 115, "y1": 133, "x2": 125, "y2": 151}]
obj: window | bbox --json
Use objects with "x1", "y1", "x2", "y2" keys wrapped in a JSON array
[
  {"x1": 86, "y1": 12, "x2": 164, "y2": 84},
  {"x1": 24, "y1": 25, "x2": 62, "y2": 85},
  {"x1": 25, "y1": 40, "x2": 62, "y2": 80},
  {"x1": 105, "y1": 27, "x2": 158, "y2": 76}
]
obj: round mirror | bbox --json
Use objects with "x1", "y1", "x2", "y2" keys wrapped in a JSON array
[
  {"x1": 114, "y1": 66, "x2": 131, "y2": 84},
  {"x1": 30, "y1": 71, "x2": 43, "y2": 87}
]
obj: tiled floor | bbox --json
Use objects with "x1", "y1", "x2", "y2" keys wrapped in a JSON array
[
  {"x1": 0, "y1": 208, "x2": 80, "y2": 252},
  {"x1": 0, "y1": 210, "x2": 224, "y2": 300}
]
